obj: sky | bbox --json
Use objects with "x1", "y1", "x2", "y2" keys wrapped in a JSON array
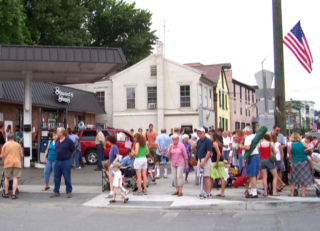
[{"x1": 125, "y1": 0, "x2": 320, "y2": 109}]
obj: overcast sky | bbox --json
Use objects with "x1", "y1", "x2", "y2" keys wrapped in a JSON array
[{"x1": 126, "y1": 0, "x2": 320, "y2": 109}]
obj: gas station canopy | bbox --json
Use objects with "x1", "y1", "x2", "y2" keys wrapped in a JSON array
[{"x1": 0, "y1": 44, "x2": 127, "y2": 83}]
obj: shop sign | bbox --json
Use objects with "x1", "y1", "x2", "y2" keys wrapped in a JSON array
[{"x1": 53, "y1": 87, "x2": 73, "y2": 104}]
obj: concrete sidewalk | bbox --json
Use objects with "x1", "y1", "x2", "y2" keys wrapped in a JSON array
[{"x1": 5, "y1": 163, "x2": 320, "y2": 210}]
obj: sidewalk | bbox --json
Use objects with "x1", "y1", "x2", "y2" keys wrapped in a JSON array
[{"x1": 8, "y1": 163, "x2": 320, "y2": 211}]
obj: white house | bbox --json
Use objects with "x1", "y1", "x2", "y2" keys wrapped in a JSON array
[
  {"x1": 111, "y1": 42, "x2": 216, "y2": 133},
  {"x1": 67, "y1": 42, "x2": 216, "y2": 133}
]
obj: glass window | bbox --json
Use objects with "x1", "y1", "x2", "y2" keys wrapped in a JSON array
[
  {"x1": 245, "y1": 89, "x2": 247, "y2": 101},
  {"x1": 204, "y1": 87, "x2": 208, "y2": 107},
  {"x1": 199, "y1": 84, "x2": 202, "y2": 104},
  {"x1": 225, "y1": 94, "x2": 228, "y2": 110},
  {"x1": 96, "y1": 91, "x2": 105, "y2": 110},
  {"x1": 127, "y1": 88, "x2": 135, "y2": 109},
  {"x1": 252, "y1": 91, "x2": 254, "y2": 103},
  {"x1": 219, "y1": 117, "x2": 221, "y2": 128},
  {"x1": 222, "y1": 92, "x2": 224, "y2": 110},
  {"x1": 241, "y1": 122, "x2": 245, "y2": 129},
  {"x1": 240, "y1": 86, "x2": 242, "y2": 99},
  {"x1": 147, "y1": 87, "x2": 157, "y2": 104},
  {"x1": 235, "y1": 122, "x2": 240, "y2": 130},
  {"x1": 234, "y1": 98, "x2": 236, "y2": 114},
  {"x1": 219, "y1": 90, "x2": 221, "y2": 108},
  {"x1": 240, "y1": 100, "x2": 242, "y2": 115},
  {"x1": 226, "y1": 119, "x2": 228, "y2": 131},
  {"x1": 233, "y1": 83, "x2": 236, "y2": 97},
  {"x1": 248, "y1": 103, "x2": 250, "y2": 116},
  {"x1": 209, "y1": 89, "x2": 212, "y2": 108},
  {"x1": 222, "y1": 118, "x2": 225, "y2": 131},
  {"x1": 180, "y1": 85, "x2": 190, "y2": 107}
]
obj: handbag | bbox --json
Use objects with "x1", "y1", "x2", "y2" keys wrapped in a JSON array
[
  {"x1": 190, "y1": 153, "x2": 197, "y2": 166},
  {"x1": 269, "y1": 143, "x2": 277, "y2": 164}
]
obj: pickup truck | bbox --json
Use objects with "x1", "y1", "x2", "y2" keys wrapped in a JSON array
[{"x1": 78, "y1": 128, "x2": 133, "y2": 165}]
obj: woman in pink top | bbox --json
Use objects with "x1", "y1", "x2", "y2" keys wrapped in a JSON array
[{"x1": 167, "y1": 134, "x2": 189, "y2": 197}]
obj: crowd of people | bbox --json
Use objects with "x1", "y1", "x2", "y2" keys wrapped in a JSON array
[{"x1": 1, "y1": 122, "x2": 319, "y2": 202}]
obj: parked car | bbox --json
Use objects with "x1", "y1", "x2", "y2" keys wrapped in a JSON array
[{"x1": 78, "y1": 128, "x2": 133, "y2": 165}]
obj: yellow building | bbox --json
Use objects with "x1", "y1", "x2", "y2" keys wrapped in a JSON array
[{"x1": 185, "y1": 63, "x2": 231, "y2": 130}]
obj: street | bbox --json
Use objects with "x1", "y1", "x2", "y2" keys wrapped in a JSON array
[{"x1": 0, "y1": 194, "x2": 319, "y2": 231}]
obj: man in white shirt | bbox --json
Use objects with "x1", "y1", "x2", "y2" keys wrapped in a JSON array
[
  {"x1": 240, "y1": 126, "x2": 260, "y2": 198},
  {"x1": 222, "y1": 132, "x2": 231, "y2": 163},
  {"x1": 116, "y1": 131, "x2": 123, "y2": 141}
]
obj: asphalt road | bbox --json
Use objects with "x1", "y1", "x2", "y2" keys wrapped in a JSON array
[{"x1": 0, "y1": 193, "x2": 319, "y2": 231}]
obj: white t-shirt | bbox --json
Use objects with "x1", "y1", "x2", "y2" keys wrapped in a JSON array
[
  {"x1": 117, "y1": 133, "x2": 123, "y2": 141},
  {"x1": 244, "y1": 134, "x2": 259, "y2": 155},
  {"x1": 112, "y1": 171, "x2": 122, "y2": 187},
  {"x1": 223, "y1": 137, "x2": 231, "y2": 151},
  {"x1": 275, "y1": 142, "x2": 281, "y2": 160}
]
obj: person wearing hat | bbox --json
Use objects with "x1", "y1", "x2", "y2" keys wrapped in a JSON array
[
  {"x1": 109, "y1": 162, "x2": 129, "y2": 203},
  {"x1": 95, "y1": 126, "x2": 105, "y2": 171},
  {"x1": 195, "y1": 127, "x2": 213, "y2": 199}
]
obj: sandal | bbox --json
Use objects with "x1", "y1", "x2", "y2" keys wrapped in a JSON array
[
  {"x1": 11, "y1": 194, "x2": 18, "y2": 199},
  {"x1": 216, "y1": 194, "x2": 225, "y2": 197},
  {"x1": 271, "y1": 194, "x2": 280, "y2": 196},
  {"x1": 2, "y1": 193, "x2": 9, "y2": 199},
  {"x1": 123, "y1": 198, "x2": 129, "y2": 203},
  {"x1": 42, "y1": 187, "x2": 50, "y2": 191},
  {"x1": 109, "y1": 199, "x2": 116, "y2": 203}
]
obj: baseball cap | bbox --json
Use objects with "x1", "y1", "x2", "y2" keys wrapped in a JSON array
[
  {"x1": 113, "y1": 162, "x2": 121, "y2": 168},
  {"x1": 96, "y1": 126, "x2": 102, "y2": 130},
  {"x1": 197, "y1": 127, "x2": 205, "y2": 133}
]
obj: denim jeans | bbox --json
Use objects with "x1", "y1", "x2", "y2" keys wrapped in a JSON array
[
  {"x1": 71, "y1": 150, "x2": 80, "y2": 168},
  {"x1": 223, "y1": 150, "x2": 230, "y2": 161},
  {"x1": 96, "y1": 144, "x2": 104, "y2": 170},
  {"x1": 53, "y1": 160, "x2": 72, "y2": 194},
  {"x1": 44, "y1": 160, "x2": 55, "y2": 183},
  {"x1": 79, "y1": 152, "x2": 84, "y2": 165}
]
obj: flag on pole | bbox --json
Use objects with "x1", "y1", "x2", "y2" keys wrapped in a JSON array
[
  {"x1": 311, "y1": 122, "x2": 318, "y2": 132},
  {"x1": 283, "y1": 21, "x2": 313, "y2": 73}
]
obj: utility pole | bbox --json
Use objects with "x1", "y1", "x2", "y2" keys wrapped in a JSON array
[{"x1": 273, "y1": 0, "x2": 286, "y2": 135}]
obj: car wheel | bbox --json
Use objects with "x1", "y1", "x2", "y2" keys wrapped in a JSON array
[{"x1": 85, "y1": 150, "x2": 98, "y2": 165}]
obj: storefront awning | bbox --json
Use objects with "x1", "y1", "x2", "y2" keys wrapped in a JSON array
[{"x1": 0, "y1": 45, "x2": 127, "y2": 83}]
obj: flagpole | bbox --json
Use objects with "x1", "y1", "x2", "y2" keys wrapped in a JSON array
[{"x1": 272, "y1": 0, "x2": 287, "y2": 135}]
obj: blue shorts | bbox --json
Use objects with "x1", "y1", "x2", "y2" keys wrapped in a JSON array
[
  {"x1": 109, "y1": 167, "x2": 116, "y2": 177},
  {"x1": 260, "y1": 159, "x2": 276, "y2": 170},
  {"x1": 275, "y1": 160, "x2": 286, "y2": 172},
  {"x1": 223, "y1": 151, "x2": 229, "y2": 161},
  {"x1": 245, "y1": 155, "x2": 260, "y2": 177}
]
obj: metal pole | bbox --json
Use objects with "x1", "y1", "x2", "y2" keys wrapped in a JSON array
[{"x1": 272, "y1": 0, "x2": 286, "y2": 135}]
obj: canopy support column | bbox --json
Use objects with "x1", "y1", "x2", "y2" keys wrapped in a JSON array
[{"x1": 23, "y1": 71, "x2": 33, "y2": 168}]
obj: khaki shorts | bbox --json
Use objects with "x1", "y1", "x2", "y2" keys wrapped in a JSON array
[
  {"x1": 114, "y1": 187, "x2": 122, "y2": 196},
  {"x1": 197, "y1": 158, "x2": 212, "y2": 177},
  {"x1": 4, "y1": 167, "x2": 21, "y2": 178},
  {"x1": 149, "y1": 147, "x2": 157, "y2": 159}
]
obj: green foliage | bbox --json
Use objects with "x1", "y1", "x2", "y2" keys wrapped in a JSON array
[
  {"x1": 0, "y1": 0, "x2": 31, "y2": 44},
  {"x1": 23, "y1": 0, "x2": 90, "y2": 46},
  {"x1": 84, "y1": 0, "x2": 158, "y2": 68}
]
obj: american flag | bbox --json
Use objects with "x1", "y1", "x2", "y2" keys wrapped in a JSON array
[
  {"x1": 283, "y1": 21, "x2": 313, "y2": 73},
  {"x1": 311, "y1": 123, "x2": 318, "y2": 132}
]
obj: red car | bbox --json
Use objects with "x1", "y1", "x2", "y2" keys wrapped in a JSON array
[{"x1": 78, "y1": 128, "x2": 133, "y2": 165}]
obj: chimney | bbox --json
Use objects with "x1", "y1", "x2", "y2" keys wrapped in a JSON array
[{"x1": 157, "y1": 41, "x2": 163, "y2": 57}]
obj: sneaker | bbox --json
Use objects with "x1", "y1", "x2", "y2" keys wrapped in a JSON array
[
  {"x1": 200, "y1": 193, "x2": 208, "y2": 199},
  {"x1": 197, "y1": 194, "x2": 204, "y2": 198},
  {"x1": 163, "y1": 174, "x2": 168, "y2": 179},
  {"x1": 206, "y1": 193, "x2": 213, "y2": 199},
  {"x1": 50, "y1": 192, "x2": 60, "y2": 198},
  {"x1": 67, "y1": 193, "x2": 72, "y2": 198},
  {"x1": 143, "y1": 190, "x2": 147, "y2": 195},
  {"x1": 133, "y1": 191, "x2": 144, "y2": 196},
  {"x1": 105, "y1": 193, "x2": 113, "y2": 198},
  {"x1": 155, "y1": 175, "x2": 160, "y2": 179},
  {"x1": 75, "y1": 167, "x2": 81, "y2": 170}
]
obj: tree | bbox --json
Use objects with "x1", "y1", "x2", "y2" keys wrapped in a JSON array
[
  {"x1": 23, "y1": 0, "x2": 90, "y2": 46},
  {"x1": 84, "y1": 0, "x2": 158, "y2": 68},
  {"x1": 0, "y1": 0, "x2": 31, "y2": 44}
]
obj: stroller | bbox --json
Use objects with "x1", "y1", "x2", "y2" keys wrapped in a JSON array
[{"x1": 0, "y1": 171, "x2": 19, "y2": 194}]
